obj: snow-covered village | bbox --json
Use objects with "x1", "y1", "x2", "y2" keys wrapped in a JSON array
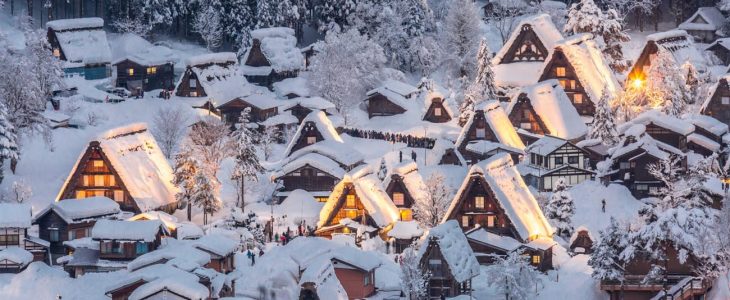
[{"x1": 3, "y1": 0, "x2": 730, "y2": 299}]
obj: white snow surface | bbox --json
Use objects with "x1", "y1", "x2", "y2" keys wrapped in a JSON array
[
  {"x1": 272, "y1": 152, "x2": 347, "y2": 179},
  {"x1": 508, "y1": 80, "x2": 587, "y2": 140},
  {"x1": 0, "y1": 203, "x2": 31, "y2": 228},
  {"x1": 387, "y1": 220, "x2": 423, "y2": 239},
  {"x1": 493, "y1": 14, "x2": 563, "y2": 64},
  {"x1": 111, "y1": 33, "x2": 176, "y2": 66},
  {"x1": 466, "y1": 227, "x2": 522, "y2": 251},
  {"x1": 678, "y1": 7, "x2": 725, "y2": 32},
  {"x1": 382, "y1": 161, "x2": 428, "y2": 208},
  {"x1": 48, "y1": 18, "x2": 111, "y2": 64},
  {"x1": 420, "y1": 220, "x2": 480, "y2": 283},
  {"x1": 455, "y1": 100, "x2": 525, "y2": 151},
  {"x1": 0, "y1": 248, "x2": 33, "y2": 266},
  {"x1": 46, "y1": 17, "x2": 104, "y2": 31},
  {"x1": 194, "y1": 234, "x2": 239, "y2": 257},
  {"x1": 35, "y1": 197, "x2": 120, "y2": 223},
  {"x1": 552, "y1": 33, "x2": 620, "y2": 104},
  {"x1": 618, "y1": 110, "x2": 695, "y2": 136},
  {"x1": 249, "y1": 27, "x2": 303, "y2": 73},
  {"x1": 273, "y1": 77, "x2": 310, "y2": 98},
  {"x1": 283, "y1": 111, "x2": 344, "y2": 156},
  {"x1": 647, "y1": 30, "x2": 708, "y2": 71},
  {"x1": 91, "y1": 220, "x2": 163, "y2": 242},
  {"x1": 526, "y1": 135, "x2": 569, "y2": 156}
]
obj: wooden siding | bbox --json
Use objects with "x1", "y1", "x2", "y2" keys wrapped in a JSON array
[
  {"x1": 276, "y1": 165, "x2": 339, "y2": 193},
  {"x1": 175, "y1": 68, "x2": 207, "y2": 97},
  {"x1": 317, "y1": 184, "x2": 378, "y2": 235},
  {"x1": 286, "y1": 105, "x2": 314, "y2": 123},
  {"x1": 114, "y1": 60, "x2": 174, "y2": 95},
  {"x1": 367, "y1": 93, "x2": 406, "y2": 118},
  {"x1": 500, "y1": 24, "x2": 550, "y2": 63},
  {"x1": 384, "y1": 175, "x2": 414, "y2": 221},
  {"x1": 423, "y1": 98, "x2": 452, "y2": 123},
  {"x1": 702, "y1": 78, "x2": 730, "y2": 126},
  {"x1": 643, "y1": 123, "x2": 687, "y2": 151},
  {"x1": 539, "y1": 49, "x2": 595, "y2": 116},
  {"x1": 439, "y1": 149, "x2": 462, "y2": 166},
  {"x1": 332, "y1": 263, "x2": 376, "y2": 299},
  {"x1": 289, "y1": 121, "x2": 325, "y2": 154},
  {"x1": 457, "y1": 109, "x2": 503, "y2": 163},
  {"x1": 570, "y1": 230, "x2": 593, "y2": 254},
  {"x1": 707, "y1": 44, "x2": 730, "y2": 65},
  {"x1": 244, "y1": 39, "x2": 271, "y2": 67},
  {"x1": 445, "y1": 176, "x2": 519, "y2": 239},
  {"x1": 218, "y1": 98, "x2": 278, "y2": 125},
  {"x1": 420, "y1": 239, "x2": 471, "y2": 299},
  {"x1": 508, "y1": 95, "x2": 550, "y2": 135}
]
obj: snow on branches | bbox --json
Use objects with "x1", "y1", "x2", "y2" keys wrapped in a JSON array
[
  {"x1": 412, "y1": 172, "x2": 451, "y2": 228},
  {"x1": 544, "y1": 178, "x2": 575, "y2": 239}
]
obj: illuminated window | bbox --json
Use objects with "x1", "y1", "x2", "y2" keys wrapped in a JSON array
[
  {"x1": 392, "y1": 192, "x2": 405, "y2": 205},
  {"x1": 307, "y1": 136, "x2": 316, "y2": 144},
  {"x1": 346, "y1": 194, "x2": 356, "y2": 207},
  {"x1": 291, "y1": 171, "x2": 301, "y2": 177},
  {"x1": 189, "y1": 79, "x2": 197, "y2": 88},
  {"x1": 532, "y1": 255, "x2": 541, "y2": 264},
  {"x1": 476, "y1": 128, "x2": 486, "y2": 138},
  {"x1": 83, "y1": 175, "x2": 91, "y2": 186},
  {"x1": 109, "y1": 176, "x2": 116, "y2": 186},
  {"x1": 316, "y1": 197, "x2": 328, "y2": 203},
  {"x1": 434, "y1": 107, "x2": 442, "y2": 116},
  {"x1": 94, "y1": 175, "x2": 105, "y2": 187},
  {"x1": 723, "y1": 97, "x2": 730, "y2": 105},
  {"x1": 147, "y1": 67, "x2": 157, "y2": 74},
  {"x1": 114, "y1": 190, "x2": 124, "y2": 202},
  {"x1": 75, "y1": 190, "x2": 86, "y2": 199},
  {"x1": 487, "y1": 215, "x2": 495, "y2": 227},
  {"x1": 573, "y1": 93, "x2": 583, "y2": 104},
  {"x1": 345, "y1": 209, "x2": 357, "y2": 219},
  {"x1": 559, "y1": 79, "x2": 567, "y2": 89},
  {"x1": 475, "y1": 196, "x2": 485, "y2": 209},
  {"x1": 127, "y1": 68, "x2": 134, "y2": 76},
  {"x1": 556, "y1": 67, "x2": 566, "y2": 77},
  {"x1": 53, "y1": 48, "x2": 60, "y2": 57},
  {"x1": 461, "y1": 216, "x2": 470, "y2": 227},
  {"x1": 569, "y1": 80, "x2": 577, "y2": 90},
  {"x1": 520, "y1": 122, "x2": 531, "y2": 129},
  {"x1": 400, "y1": 209, "x2": 412, "y2": 221},
  {"x1": 93, "y1": 160, "x2": 104, "y2": 168}
]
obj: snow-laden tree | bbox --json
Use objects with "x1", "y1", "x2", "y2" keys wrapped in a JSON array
[
  {"x1": 441, "y1": 0, "x2": 481, "y2": 78},
  {"x1": 275, "y1": 0, "x2": 301, "y2": 29},
  {"x1": 682, "y1": 61, "x2": 707, "y2": 105},
  {"x1": 413, "y1": 172, "x2": 451, "y2": 228},
  {"x1": 222, "y1": 0, "x2": 254, "y2": 48},
  {"x1": 565, "y1": 0, "x2": 630, "y2": 72},
  {"x1": 705, "y1": 201, "x2": 730, "y2": 279},
  {"x1": 459, "y1": 39, "x2": 497, "y2": 126},
  {"x1": 544, "y1": 178, "x2": 575, "y2": 239},
  {"x1": 307, "y1": 28, "x2": 386, "y2": 124},
  {"x1": 255, "y1": 0, "x2": 277, "y2": 28},
  {"x1": 400, "y1": 0, "x2": 433, "y2": 37},
  {"x1": 112, "y1": 16, "x2": 152, "y2": 37},
  {"x1": 8, "y1": 178, "x2": 31, "y2": 203},
  {"x1": 484, "y1": 252, "x2": 542, "y2": 300},
  {"x1": 588, "y1": 87, "x2": 619, "y2": 146},
  {"x1": 193, "y1": 3, "x2": 223, "y2": 50},
  {"x1": 314, "y1": 0, "x2": 356, "y2": 32},
  {"x1": 0, "y1": 102, "x2": 18, "y2": 185},
  {"x1": 647, "y1": 50, "x2": 690, "y2": 116},
  {"x1": 400, "y1": 244, "x2": 429, "y2": 300},
  {"x1": 377, "y1": 158, "x2": 388, "y2": 181},
  {"x1": 172, "y1": 143, "x2": 199, "y2": 221},
  {"x1": 244, "y1": 211, "x2": 267, "y2": 248},
  {"x1": 152, "y1": 106, "x2": 189, "y2": 158},
  {"x1": 230, "y1": 108, "x2": 264, "y2": 210},
  {"x1": 564, "y1": 0, "x2": 602, "y2": 35},
  {"x1": 141, "y1": 0, "x2": 173, "y2": 28},
  {"x1": 191, "y1": 168, "x2": 220, "y2": 225},
  {"x1": 589, "y1": 217, "x2": 629, "y2": 282},
  {"x1": 22, "y1": 17, "x2": 63, "y2": 103},
  {"x1": 258, "y1": 126, "x2": 278, "y2": 160},
  {"x1": 630, "y1": 155, "x2": 717, "y2": 283}
]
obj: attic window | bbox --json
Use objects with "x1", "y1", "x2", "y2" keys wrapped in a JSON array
[
  {"x1": 532, "y1": 255, "x2": 541, "y2": 264},
  {"x1": 476, "y1": 128, "x2": 486, "y2": 138},
  {"x1": 189, "y1": 79, "x2": 197, "y2": 88},
  {"x1": 127, "y1": 68, "x2": 134, "y2": 76},
  {"x1": 393, "y1": 192, "x2": 404, "y2": 205},
  {"x1": 346, "y1": 195, "x2": 356, "y2": 207},
  {"x1": 573, "y1": 94, "x2": 583, "y2": 104},
  {"x1": 475, "y1": 196, "x2": 485, "y2": 209},
  {"x1": 556, "y1": 67, "x2": 566, "y2": 77},
  {"x1": 722, "y1": 97, "x2": 730, "y2": 105},
  {"x1": 53, "y1": 48, "x2": 60, "y2": 57},
  {"x1": 434, "y1": 107, "x2": 442, "y2": 116},
  {"x1": 190, "y1": 91, "x2": 198, "y2": 97},
  {"x1": 147, "y1": 67, "x2": 157, "y2": 74},
  {"x1": 487, "y1": 215, "x2": 495, "y2": 227},
  {"x1": 520, "y1": 123, "x2": 531, "y2": 130},
  {"x1": 307, "y1": 136, "x2": 316, "y2": 144},
  {"x1": 461, "y1": 216, "x2": 470, "y2": 227}
]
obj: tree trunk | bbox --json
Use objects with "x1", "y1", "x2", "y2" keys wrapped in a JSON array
[
  {"x1": 187, "y1": 202, "x2": 192, "y2": 221},
  {"x1": 27, "y1": 0, "x2": 32, "y2": 18},
  {"x1": 240, "y1": 177, "x2": 245, "y2": 210}
]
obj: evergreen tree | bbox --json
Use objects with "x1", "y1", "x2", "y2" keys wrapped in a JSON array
[
  {"x1": 484, "y1": 252, "x2": 542, "y2": 299},
  {"x1": 191, "y1": 168, "x2": 219, "y2": 225},
  {"x1": 255, "y1": 0, "x2": 277, "y2": 28},
  {"x1": 314, "y1": 0, "x2": 356, "y2": 32},
  {"x1": 647, "y1": 50, "x2": 690, "y2": 116},
  {"x1": 544, "y1": 178, "x2": 575, "y2": 239},
  {"x1": 589, "y1": 217, "x2": 629, "y2": 282},
  {"x1": 377, "y1": 158, "x2": 388, "y2": 181},
  {"x1": 457, "y1": 95, "x2": 476, "y2": 128},
  {"x1": 460, "y1": 38, "x2": 497, "y2": 126},
  {"x1": 141, "y1": 0, "x2": 174, "y2": 28},
  {"x1": 172, "y1": 143, "x2": 198, "y2": 221},
  {"x1": 275, "y1": 0, "x2": 300, "y2": 29},
  {"x1": 193, "y1": 2, "x2": 224, "y2": 50},
  {"x1": 564, "y1": 0, "x2": 603, "y2": 35},
  {"x1": 588, "y1": 87, "x2": 619, "y2": 146},
  {"x1": 442, "y1": 0, "x2": 481, "y2": 78},
  {"x1": 400, "y1": 244, "x2": 429, "y2": 300},
  {"x1": 602, "y1": 8, "x2": 631, "y2": 72},
  {"x1": 230, "y1": 108, "x2": 264, "y2": 210},
  {"x1": 222, "y1": 0, "x2": 254, "y2": 48},
  {"x1": 0, "y1": 102, "x2": 18, "y2": 185},
  {"x1": 244, "y1": 211, "x2": 266, "y2": 248}
]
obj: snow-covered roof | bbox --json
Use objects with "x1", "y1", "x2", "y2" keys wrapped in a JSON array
[
  {"x1": 507, "y1": 80, "x2": 587, "y2": 140},
  {"x1": 466, "y1": 227, "x2": 522, "y2": 252},
  {"x1": 42, "y1": 110, "x2": 71, "y2": 123},
  {"x1": 464, "y1": 140, "x2": 523, "y2": 155},
  {"x1": 550, "y1": 33, "x2": 619, "y2": 103},
  {"x1": 71, "y1": 123, "x2": 179, "y2": 212},
  {"x1": 273, "y1": 77, "x2": 310, "y2": 98},
  {"x1": 688, "y1": 133, "x2": 721, "y2": 152},
  {"x1": 494, "y1": 14, "x2": 563, "y2": 64},
  {"x1": 272, "y1": 152, "x2": 347, "y2": 179},
  {"x1": 330, "y1": 245, "x2": 382, "y2": 271},
  {"x1": 92, "y1": 220, "x2": 164, "y2": 241},
  {"x1": 194, "y1": 234, "x2": 238, "y2": 257},
  {"x1": 48, "y1": 18, "x2": 111, "y2": 64},
  {"x1": 0, "y1": 203, "x2": 31, "y2": 228},
  {"x1": 318, "y1": 169, "x2": 400, "y2": 228},
  {"x1": 526, "y1": 135, "x2": 570, "y2": 156},
  {"x1": 569, "y1": 225, "x2": 595, "y2": 245},
  {"x1": 684, "y1": 113, "x2": 728, "y2": 136},
  {"x1": 299, "y1": 257, "x2": 348, "y2": 299},
  {"x1": 455, "y1": 100, "x2": 526, "y2": 151},
  {"x1": 0, "y1": 247, "x2": 33, "y2": 266},
  {"x1": 34, "y1": 197, "x2": 120, "y2": 224},
  {"x1": 445, "y1": 153, "x2": 553, "y2": 241},
  {"x1": 383, "y1": 161, "x2": 428, "y2": 207},
  {"x1": 282, "y1": 111, "x2": 364, "y2": 167},
  {"x1": 524, "y1": 237, "x2": 557, "y2": 251},
  {"x1": 420, "y1": 220, "x2": 480, "y2": 283},
  {"x1": 127, "y1": 211, "x2": 179, "y2": 231},
  {"x1": 127, "y1": 241, "x2": 210, "y2": 272},
  {"x1": 387, "y1": 220, "x2": 423, "y2": 239},
  {"x1": 185, "y1": 52, "x2": 237, "y2": 67},
  {"x1": 679, "y1": 7, "x2": 725, "y2": 32},
  {"x1": 279, "y1": 96, "x2": 336, "y2": 112},
  {"x1": 493, "y1": 62, "x2": 545, "y2": 89},
  {"x1": 366, "y1": 79, "x2": 419, "y2": 109},
  {"x1": 246, "y1": 27, "x2": 303, "y2": 73},
  {"x1": 647, "y1": 30, "x2": 708, "y2": 69},
  {"x1": 183, "y1": 53, "x2": 256, "y2": 103},
  {"x1": 707, "y1": 37, "x2": 730, "y2": 52},
  {"x1": 617, "y1": 110, "x2": 695, "y2": 136},
  {"x1": 702, "y1": 74, "x2": 730, "y2": 112},
  {"x1": 111, "y1": 33, "x2": 176, "y2": 66},
  {"x1": 609, "y1": 128, "x2": 685, "y2": 161}
]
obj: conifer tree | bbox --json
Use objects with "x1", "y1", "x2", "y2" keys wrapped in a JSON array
[
  {"x1": 0, "y1": 102, "x2": 18, "y2": 185},
  {"x1": 191, "y1": 169, "x2": 219, "y2": 225},
  {"x1": 589, "y1": 87, "x2": 619, "y2": 146},
  {"x1": 230, "y1": 108, "x2": 264, "y2": 210},
  {"x1": 255, "y1": 0, "x2": 277, "y2": 28},
  {"x1": 442, "y1": 0, "x2": 481, "y2": 78},
  {"x1": 544, "y1": 178, "x2": 575, "y2": 239},
  {"x1": 564, "y1": 0, "x2": 602, "y2": 35},
  {"x1": 647, "y1": 50, "x2": 690, "y2": 116},
  {"x1": 400, "y1": 244, "x2": 429, "y2": 299},
  {"x1": 222, "y1": 0, "x2": 254, "y2": 47},
  {"x1": 589, "y1": 217, "x2": 629, "y2": 282},
  {"x1": 460, "y1": 38, "x2": 497, "y2": 127},
  {"x1": 172, "y1": 143, "x2": 198, "y2": 221},
  {"x1": 564, "y1": 0, "x2": 630, "y2": 72}
]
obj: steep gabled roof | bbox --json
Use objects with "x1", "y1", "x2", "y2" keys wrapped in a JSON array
[
  {"x1": 455, "y1": 101, "x2": 526, "y2": 151},
  {"x1": 526, "y1": 135, "x2": 570, "y2": 156},
  {"x1": 701, "y1": 74, "x2": 730, "y2": 112},
  {"x1": 609, "y1": 124, "x2": 685, "y2": 161},
  {"x1": 684, "y1": 113, "x2": 729, "y2": 137},
  {"x1": 418, "y1": 220, "x2": 480, "y2": 283},
  {"x1": 444, "y1": 153, "x2": 553, "y2": 241},
  {"x1": 33, "y1": 197, "x2": 121, "y2": 224},
  {"x1": 646, "y1": 30, "x2": 708, "y2": 69},
  {"x1": 679, "y1": 7, "x2": 725, "y2": 32},
  {"x1": 0, "y1": 203, "x2": 31, "y2": 228},
  {"x1": 507, "y1": 80, "x2": 587, "y2": 140},
  {"x1": 47, "y1": 17, "x2": 111, "y2": 65},
  {"x1": 272, "y1": 152, "x2": 347, "y2": 179},
  {"x1": 365, "y1": 79, "x2": 419, "y2": 110},
  {"x1": 493, "y1": 14, "x2": 563, "y2": 64},
  {"x1": 242, "y1": 27, "x2": 303, "y2": 74},
  {"x1": 617, "y1": 110, "x2": 695, "y2": 136},
  {"x1": 180, "y1": 52, "x2": 255, "y2": 102},
  {"x1": 111, "y1": 33, "x2": 176, "y2": 66},
  {"x1": 383, "y1": 161, "x2": 428, "y2": 205},
  {"x1": 284, "y1": 111, "x2": 344, "y2": 155},
  {"x1": 545, "y1": 34, "x2": 620, "y2": 103},
  {"x1": 92, "y1": 220, "x2": 166, "y2": 241}
]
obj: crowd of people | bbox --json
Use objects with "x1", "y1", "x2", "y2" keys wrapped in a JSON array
[{"x1": 340, "y1": 127, "x2": 435, "y2": 149}]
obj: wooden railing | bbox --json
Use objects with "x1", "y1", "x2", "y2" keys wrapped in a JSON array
[{"x1": 649, "y1": 277, "x2": 708, "y2": 300}]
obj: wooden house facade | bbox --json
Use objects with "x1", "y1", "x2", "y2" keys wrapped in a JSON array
[
  {"x1": 242, "y1": 28, "x2": 303, "y2": 87},
  {"x1": 384, "y1": 174, "x2": 415, "y2": 221},
  {"x1": 423, "y1": 97, "x2": 452, "y2": 123},
  {"x1": 523, "y1": 136, "x2": 594, "y2": 191},
  {"x1": 419, "y1": 221, "x2": 480, "y2": 299},
  {"x1": 273, "y1": 158, "x2": 342, "y2": 202},
  {"x1": 315, "y1": 182, "x2": 380, "y2": 238},
  {"x1": 175, "y1": 64, "x2": 209, "y2": 97},
  {"x1": 46, "y1": 18, "x2": 111, "y2": 80},
  {"x1": 702, "y1": 76, "x2": 730, "y2": 126},
  {"x1": 445, "y1": 171, "x2": 519, "y2": 236},
  {"x1": 678, "y1": 7, "x2": 726, "y2": 43},
  {"x1": 365, "y1": 80, "x2": 418, "y2": 119},
  {"x1": 331, "y1": 256, "x2": 377, "y2": 299},
  {"x1": 707, "y1": 38, "x2": 730, "y2": 65},
  {"x1": 455, "y1": 101, "x2": 525, "y2": 164},
  {"x1": 628, "y1": 30, "x2": 707, "y2": 87},
  {"x1": 113, "y1": 59, "x2": 174, "y2": 96},
  {"x1": 539, "y1": 48, "x2": 594, "y2": 116},
  {"x1": 569, "y1": 228, "x2": 594, "y2": 254},
  {"x1": 217, "y1": 97, "x2": 278, "y2": 125},
  {"x1": 57, "y1": 124, "x2": 180, "y2": 214}
]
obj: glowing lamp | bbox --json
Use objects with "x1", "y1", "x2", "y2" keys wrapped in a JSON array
[{"x1": 632, "y1": 78, "x2": 643, "y2": 89}]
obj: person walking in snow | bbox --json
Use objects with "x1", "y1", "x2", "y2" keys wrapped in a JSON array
[
  {"x1": 601, "y1": 199, "x2": 606, "y2": 213},
  {"x1": 274, "y1": 233, "x2": 279, "y2": 245},
  {"x1": 411, "y1": 150, "x2": 416, "y2": 162}
]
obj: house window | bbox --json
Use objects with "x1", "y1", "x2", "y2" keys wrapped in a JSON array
[
  {"x1": 400, "y1": 209, "x2": 412, "y2": 221},
  {"x1": 520, "y1": 122, "x2": 531, "y2": 129},
  {"x1": 392, "y1": 192, "x2": 405, "y2": 206},
  {"x1": 434, "y1": 107, "x2": 442, "y2": 116},
  {"x1": 83, "y1": 175, "x2": 91, "y2": 186},
  {"x1": 190, "y1": 91, "x2": 198, "y2": 97},
  {"x1": 76, "y1": 190, "x2": 86, "y2": 199},
  {"x1": 307, "y1": 136, "x2": 316, "y2": 144},
  {"x1": 636, "y1": 184, "x2": 648, "y2": 191},
  {"x1": 291, "y1": 171, "x2": 301, "y2": 177},
  {"x1": 94, "y1": 175, "x2": 105, "y2": 187},
  {"x1": 364, "y1": 272, "x2": 372, "y2": 286},
  {"x1": 127, "y1": 68, "x2": 134, "y2": 76},
  {"x1": 346, "y1": 195, "x2": 356, "y2": 207},
  {"x1": 723, "y1": 97, "x2": 730, "y2": 105},
  {"x1": 569, "y1": 80, "x2": 577, "y2": 90},
  {"x1": 476, "y1": 128, "x2": 486, "y2": 138},
  {"x1": 487, "y1": 215, "x2": 495, "y2": 227},
  {"x1": 93, "y1": 160, "x2": 104, "y2": 169},
  {"x1": 135, "y1": 243, "x2": 148, "y2": 255},
  {"x1": 345, "y1": 209, "x2": 358, "y2": 219},
  {"x1": 113, "y1": 190, "x2": 124, "y2": 202},
  {"x1": 189, "y1": 79, "x2": 197, "y2": 88},
  {"x1": 555, "y1": 157, "x2": 564, "y2": 165},
  {"x1": 573, "y1": 93, "x2": 583, "y2": 104},
  {"x1": 620, "y1": 162, "x2": 630, "y2": 169},
  {"x1": 475, "y1": 196, "x2": 485, "y2": 209},
  {"x1": 559, "y1": 80, "x2": 567, "y2": 88},
  {"x1": 532, "y1": 255, "x2": 541, "y2": 264},
  {"x1": 48, "y1": 229, "x2": 59, "y2": 242},
  {"x1": 568, "y1": 156, "x2": 579, "y2": 164},
  {"x1": 461, "y1": 216, "x2": 470, "y2": 227},
  {"x1": 53, "y1": 48, "x2": 60, "y2": 57},
  {"x1": 316, "y1": 171, "x2": 328, "y2": 177},
  {"x1": 556, "y1": 67, "x2": 566, "y2": 77},
  {"x1": 147, "y1": 67, "x2": 157, "y2": 74},
  {"x1": 429, "y1": 259, "x2": 443, "y2": 277}
]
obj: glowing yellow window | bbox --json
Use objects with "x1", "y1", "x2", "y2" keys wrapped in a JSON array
[
  {"x1": 532, "y1": 255, "x2": 541, "y2": 264},
  {"x1": 556, "y1": 67, "x2": 566, "y2": 77},
  {"x1": 108, "y1": 175, "x2": 116, "y2": 186},
  {"x1": 147, "y1": 67, "x2": 157, "y2": 74},
  {"x1": 400, "y1": 209, "x2": 412, "y2": 221},
  {"x1": 128, "y1": 68, "x2": 134, "y2": 76},
  {"x1": 487, "y1": 215, "x2": 495, "y2": 227},
  {"x1": 392, "y1": 192, "x2": 405, "y2": 206},
  {"x1": 434, "y1": 107, "x2": 442, "y2": 116},
  {"x1": 346, "y1": 195, "x2": 356, "y2": 207},
  {"x1": 345, "y1": 209, "x2": 357, "y2": 219},
  {"x1": 53, "y1": 48, "x2": 60, "y2": 57},
  {"x1": 475, "y1": 196, "x2": 485, "y2": 209},
  {"x1": 559, "y1": 80, "x2": 567, "y2": 88},
  {"x1": 82, "y1": 175, "x2": 91, "y2": 186},
  {"x1": 307, "y1": 136, "x2": 316, "y2": 144},
  {"x1": 94, "y1": 175, "x2": 105, "y2": 187},
  {"x1": 93, "y1": 160, "x2": 104, "y2": 168},
  {"x1": 573, "y1": 93, "x2": 583, "y2": 104},
  {"x1": 75, "y1": 190, "x2": 86, "y2": 199}
]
